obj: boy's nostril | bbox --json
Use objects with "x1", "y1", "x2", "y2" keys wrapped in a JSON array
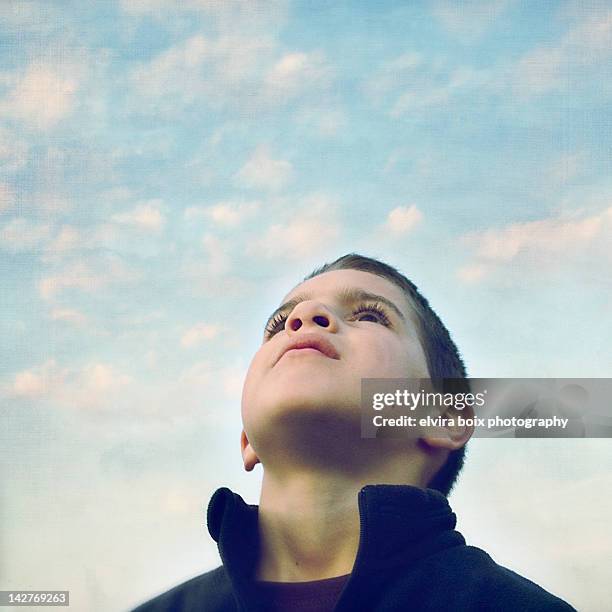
[
  {"x1": 290, "y1": 319, "x2": 303, "y2": 331},
  {"x1": 313, "y1": 315, "x2": 329, "y2": 328}
]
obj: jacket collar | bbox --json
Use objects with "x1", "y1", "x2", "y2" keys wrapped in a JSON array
[
  {"x1": 207, "y1": 486, "x2": 260, "y2": 597},
  {"x1": 207, "y1": 484, "x2": 464, "y2": 609},
  {"x1": 350, "y1": 484, "x2": 463, "y2": 572}
]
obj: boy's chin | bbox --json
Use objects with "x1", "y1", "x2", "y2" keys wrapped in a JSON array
[
  {"x1": 258, "y1": 386, "x2": 359, "y2": 417},
  {"x1": 250, "y1": 395, "x2": 363, "y2": 444},
  {"x1": 250, "y1": 403, "x2": 400, "y2": 472}
]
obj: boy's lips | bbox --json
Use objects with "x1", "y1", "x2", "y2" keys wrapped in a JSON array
[{"x1": 275, "y1": 333, "x2": 341, "y2": 365}]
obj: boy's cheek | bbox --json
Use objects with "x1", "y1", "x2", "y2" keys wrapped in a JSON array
[
  {"x1": 249, "y1": 342, "x2": 277, "y2": 371},
  {"x1": 241, "y1": 350, "x2": 268, "y2": 390}
]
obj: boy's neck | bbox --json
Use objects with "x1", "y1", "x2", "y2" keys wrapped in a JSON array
[{"x1": 255, "y1": 456, "x2": 427, "y2": 582}]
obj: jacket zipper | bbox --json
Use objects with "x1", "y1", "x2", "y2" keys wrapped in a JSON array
[{"x1": 333, "y1": 488, "x2": 369, "y2": 611}]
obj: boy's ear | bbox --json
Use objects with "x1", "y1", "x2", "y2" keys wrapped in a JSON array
[
  {"x1": 421, "y1": 405, "x2": 474, "y2": 451},
  {"x1": 240, "y1": 430, "x2": 261, "y2": 472}
]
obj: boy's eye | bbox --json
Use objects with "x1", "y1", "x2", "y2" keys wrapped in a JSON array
[
  {"x1": 352, "y1": 303, "x2": 391, "y2": 327},
  {"x1": 356, "y1": 312, "x2": 380, "y2": 322},
  {"x1": 264, "y1": 313, "x2": 288, "y2": 339}
]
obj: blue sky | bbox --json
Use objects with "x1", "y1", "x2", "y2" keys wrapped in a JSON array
[{"x1": 1, "y1": 2, "x2": 611, "y2": 611}]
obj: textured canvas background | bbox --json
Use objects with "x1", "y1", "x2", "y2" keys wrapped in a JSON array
[{"x1": 1, "y1": 2, "x2": 611, "y2": 610}]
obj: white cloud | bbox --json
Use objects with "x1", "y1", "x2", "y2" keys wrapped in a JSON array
[
  {"x1": 180, "y1": 323, "x2": 220, "y2": 348},
  {"x1": 99, "y1": 186, "x2": 134, "y2": 204},
  {"x1": 120, "y1": 0, "x2": 288, "y2": 27},
  {"x1": 0, "y1": 218, "x2": 52, "y2": 253},
  {"x1": 221, "y1": 364, "x2": 247, "y2": 400},
  {"x1": 0, "y1": 2, "x2": 63, "y2": 35},
  {"x1": 39, "y1": 263, "x2": 104, "y2": 300},
  {"x1": 513, "y1": 9, "x2": 612, "y2": 96},
  {"x1": 0, "y1": 62, "x2": 79, "y2": 130},
  {"x1": 363, "y1": 52, "x2": 422, "y2": 103},
  {"x1": 185, "y1": 200, "x2": 260, "y2": 227},
  {"x1": 263, "y1": 51, "x2": 332, "y2": 103},
  {"x1": 49, "y1": 308, "x2": 87, "y2": 326},
  {"x1": 213, "y1": 33, "x2": 277, "y2": 88},
  {"x1": 130, "y1": 34, "x2": 209, "y2": 102},
  {"x1": 127, "y1": 4, "x2": 330, "y2": 116},
  {"x1": 129, "y1": 32, "x2": 277, "y2": 114},
  {"x1": 176, "y1": 360, "x2": 246, "y2": 406},
  {"x1": 390, "y1": 87, "x2": 450, "y2": 117},
  {"x1": 432, "y1": 0, "x2": 512, "y2": 41},
  {"x1": 390, "y1": 66, "x2": 484, "y2": 117},
  {"x1": 7, "y1": 359, "x2": 131, "y2": 410},
  {"x1": 177, "y1": 360, "x2": 212, "y2": 388},
  {"x1": 235, "y1": 145, "x2": 293, "y2": 191},
  {"x1": 458, "y1": 207, "x2": 612, "y2": 282},
  {"x1": 33, "y1": 192, "x2": 73, "y2": 214},
  {"x1": 112, "y1": 200, "x2": 165, "y2": 232},
  {"x1": 249, "y1": 194, "x2": 340, "y2": 260},
  {"x1": 206, "y1": 202, "x2": 259, "y2": 227},
  {"x1": 29, "y1": 219, "x2": 161, "y2": 264},
  {"x1": 207, "y1": 202, "x2": 258, "y2": 226},
  {"x1": 0, "y1": 127, "x2": 29, "y2": 173},
  {"x1": 11, "y1": 361, "x2": 55, "y2": 397},
  {"x1": 39, "y1": 256, "x2": 137, "y2": 301},
  {"x1": 144, "y1": 350, "x2": 158, "y2": 368},
  {"x1": 84, "y1": 363, "x2": 131, "y2": 395},
  {"x1": 456, "y1": 263, "x2": 489, "y2": 284},
  {"x1": 201, "y1": 232, "x2": 232, "y2": 276},
  {"x1": 295, "y1": 107, "x2": 346, "y2": 137},
  {"x1": 119, "y1": 0, "x2": 174, "y2": 16},
  {"x1": 161, "y1": 487, "x2": 202, "y2": 516},
  {"x1": 364, "y1": 54, "x2": 488, "y2": 117},
  {"x1": 545, "y1": 152, "x2": 585, "y2": 187},
  {"x1": 514, "y1": 46, "x2": 566, "y2": 96},
  {"x1": 179, "y1": 256, "x2": 252, "y2": 299},
  {"x1": 0, "y1": 182, "x2": 16, "y2": 213},
  {"x1": 43, "y1": 225, "x2": 81, "y2": 260},
  {"x1": 120, "y1": 0, "x2": 290, "y2": 66},
  {"x1": 474, "y1": 214, "x2": 602, "y2": 262},
  {"x1": 384, "y1": 205, "x2": 423, "y2": 234}
]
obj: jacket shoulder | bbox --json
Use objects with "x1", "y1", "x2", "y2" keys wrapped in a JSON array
[
  {"x1": 130, "y1": 566, "x2": 235, "y2": 612},
  {"x1": 455, "y1": 546, "x2": 577, "y2": 611}
]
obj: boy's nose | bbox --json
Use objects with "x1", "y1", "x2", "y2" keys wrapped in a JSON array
[{"x1": 286, "y1": 300, "x2": 338, "y2": 333}]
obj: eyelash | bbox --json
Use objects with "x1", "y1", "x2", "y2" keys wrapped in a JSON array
[
  {"x1": 351, "y1": 303, "x2": 391, "y2": 327},
  {"x1": 264, "y1": 302, "x2": 392, "y2": 338},
  {"x1": 265, "y1": 312, "x2": 289, "y2": 338}
]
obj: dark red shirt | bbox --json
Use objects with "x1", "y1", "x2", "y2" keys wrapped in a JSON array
[{"x1": 253, "y1": 574, "x2": 349, "y2": 612}]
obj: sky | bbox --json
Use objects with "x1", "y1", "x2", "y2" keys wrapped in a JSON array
[{"x1": 1, "y1": 1, "x2": 611, "y2": 610}]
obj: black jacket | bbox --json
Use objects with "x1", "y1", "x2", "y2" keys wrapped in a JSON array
[{"x1": 132, "y1": 485, "x2": 576, "y2": 611}]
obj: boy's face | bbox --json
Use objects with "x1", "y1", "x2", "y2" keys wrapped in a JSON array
[{"x1": 241, "y1": 269, "x2": 429, "y2": 455}]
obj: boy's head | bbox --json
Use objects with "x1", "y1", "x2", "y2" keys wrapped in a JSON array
[{"x1": 241, "y1": 253, "x2": 469, "y2": 496}]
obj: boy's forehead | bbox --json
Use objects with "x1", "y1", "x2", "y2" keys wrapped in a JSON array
[{"x1": 282, "y1": 269, "x2": 414, "y2": 319}]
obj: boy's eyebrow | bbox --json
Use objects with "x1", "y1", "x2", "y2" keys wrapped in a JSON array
[{"x1": 264, "y1": 287, "x2": 406, "y2": 330}]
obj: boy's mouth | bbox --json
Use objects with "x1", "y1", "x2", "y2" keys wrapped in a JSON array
[{"x1": 275, "y1": 333, "x2": 341, "y2": 365}]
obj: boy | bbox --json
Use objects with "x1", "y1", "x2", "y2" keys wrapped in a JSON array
[{"x1": 133, "y1": 253, "x2": 575, "y2": 611}]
